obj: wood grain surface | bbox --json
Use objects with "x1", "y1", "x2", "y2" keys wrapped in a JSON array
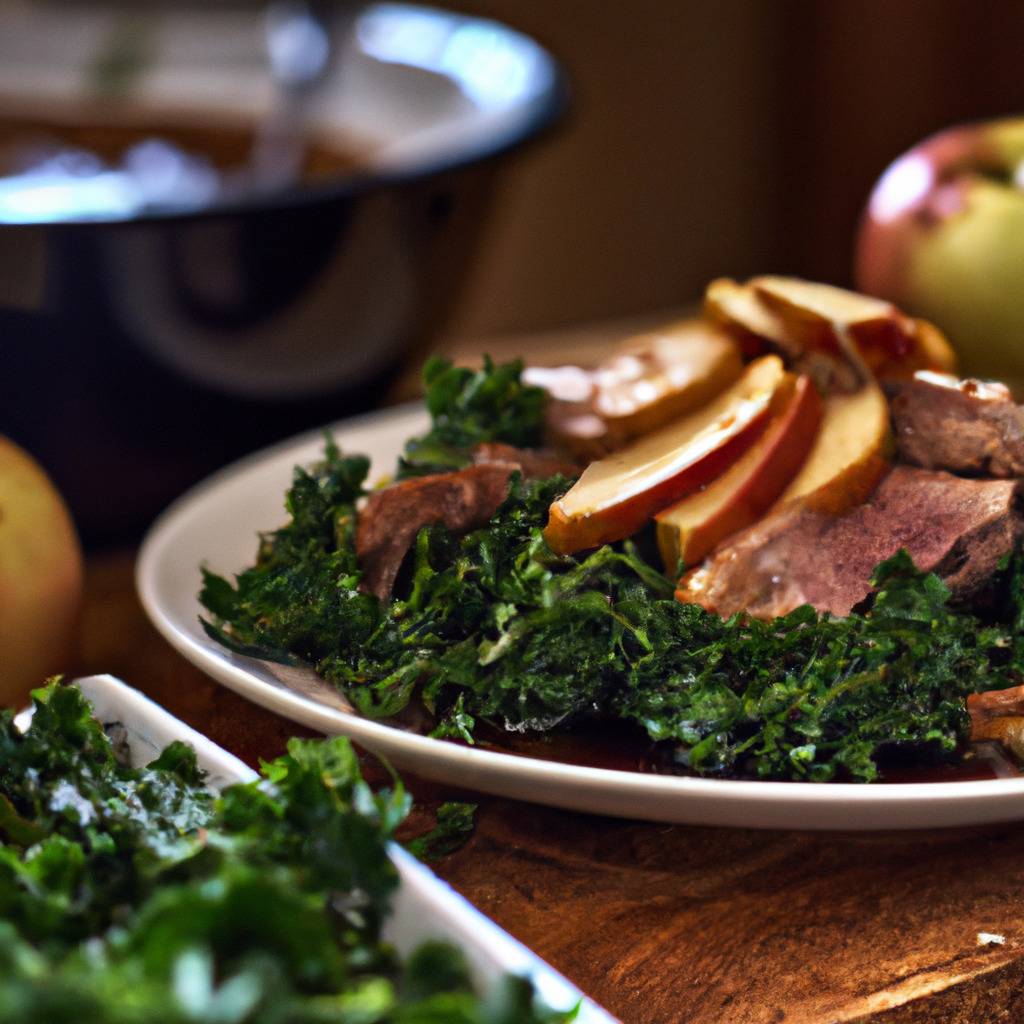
[{"x1": 74, "y1": 549, "x2": 1024, "y2": 1024}]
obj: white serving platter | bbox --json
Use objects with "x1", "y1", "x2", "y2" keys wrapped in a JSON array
[
  {"x1": 19, "y1": 675, "x2": 614, "y2": 1023},
  {"x1": 137, "y1": 404, "x2": 1024, "y2": 830}
]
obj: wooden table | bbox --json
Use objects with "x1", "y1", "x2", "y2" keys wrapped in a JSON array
[{"x1": 72, "y1": 320, "x2": 1024, "y2": 1024}]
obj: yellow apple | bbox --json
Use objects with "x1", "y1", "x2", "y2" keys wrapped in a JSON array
[
  {"x1": 655, "y1": 374, "x2": 822, "y2": 572},
  {"x1": 0, "y1": 436, "x2": 83, "y2": 707},
  {"x1": 544, "y1": 355, "x2": 789, "y2": 555},
  {"x1": 856, "y1": 117, "x2": 1024, "y2": 384}
]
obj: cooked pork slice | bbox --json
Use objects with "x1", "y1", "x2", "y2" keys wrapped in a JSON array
[
  {"x1": 968, "y1": 684, "x2": 1024, "y2": 760},
  {"x1": 472, "y1": 442, "x2": 581, "y2": 480},
  {"x1": 678, "y1": 466, "x2": 1024, "y2": 620},
  {"x1": 968, "y1": 684, "x2": 1024, "y2": 723},
  {"x1": 888, "y1": 371, "x2": 1024, "y2": 477},
  {"x1": 357, "y1": 464, "x2": 515, "y2": 600}
]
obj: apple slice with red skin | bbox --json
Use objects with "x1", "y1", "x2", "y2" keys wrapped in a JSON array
[
  {"x1": 706, "y1": 276, "x2": 956, "y2": 383},
  {"x1": 544, "y1": 355, "x2": 790, "y2": 555},
  {"x1": 753, "y1": 276, "x2": 911, "y2": 360},
  {"x1": 673, "y1": 382, "x2": 892, "y2": 611},
  {"x1": 655, "y1": 374, "x2": 822, "y2": 572},
  {"x1": 752, "y1": 276, "x2": 957, "y2": 380}
]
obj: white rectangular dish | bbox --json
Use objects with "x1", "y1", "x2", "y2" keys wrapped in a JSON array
[{"x1": 17, "y1": 674, "x2": 616, "y2": 1024}]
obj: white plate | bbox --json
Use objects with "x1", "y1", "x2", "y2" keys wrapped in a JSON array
[
  {"x1": 138, "y1": 404, "x2": 1024, "y2": 830},
  {"x1": 22, "y1": 675, "x2": 614, "y2": 1023}
]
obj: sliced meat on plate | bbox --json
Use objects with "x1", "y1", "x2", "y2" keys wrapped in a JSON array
[
  {"x1": 969, "y1": 685, "x2": 1024, "y2": 760},
  {"x1": 888, "y1": 371, "x2": 1024, "y2": 478},
  {"x1": 358, "y1": 446, "x2": 574, "y2": 602},
  {"x1": 472, "y1": 442, "x2": 581, "y2": 480},
  {"x1": 357, "y1": 464, "x2": 516, "y2": 601},
  {"x1": 678, "y1": 465, "x2": 1024, "y2": 619}
]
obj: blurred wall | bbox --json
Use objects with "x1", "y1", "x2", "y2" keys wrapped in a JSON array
[
  {"x1": 443, "y1": 0, "x2": 1024, "y2": 339},
  {"x1": 445, "y1": 0, "x2": 781, "y2": 337}
]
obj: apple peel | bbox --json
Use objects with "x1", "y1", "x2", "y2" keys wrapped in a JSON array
[
  {"x1": 655, "y1": 373, "x2": 822, "y2": 573},
  {"x1": 705, "y1": 275, "x2": 956, "y2": 385}
]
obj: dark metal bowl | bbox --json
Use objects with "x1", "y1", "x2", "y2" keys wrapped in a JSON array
[{"x1": 0, "y1": 2, "x2": 564, "y2": 543}]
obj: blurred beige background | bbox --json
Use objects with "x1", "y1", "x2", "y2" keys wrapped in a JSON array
[{"x1": 441, "y1": 0, "x2": 1024, "y2": 341}]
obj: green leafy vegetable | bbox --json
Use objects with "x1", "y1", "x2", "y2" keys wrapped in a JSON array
[
  {"x1": 617, "y1": 552, "x2": 1024, "y2": 781},
  {"x1": 0, "y1": 682, "x2": 571, "y2": 1023},
  {"x1": 200, "y1": 357, "x2": 1024, "y2": 783},
  {"x1": 397, "y1": 356, "x2": 547, "y2": 478},
  {"x1": 406, "y1": 802, "x2": 478, "y2": 862}
]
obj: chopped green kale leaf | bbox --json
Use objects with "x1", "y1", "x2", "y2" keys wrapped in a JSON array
[
  {"x1": 398, "y1": 356, "x2": 547, "y2": 478},
  {"x1": 406, "y1": 802, "x2": 478, "y2": 862},
  {"x1": 0, "y1": 682, "x2": 571, "y2": 1023}
]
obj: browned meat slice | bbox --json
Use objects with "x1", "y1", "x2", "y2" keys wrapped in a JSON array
[
  {"x1": 472, "y1": 442, "x2": 581, "y2": 480},
  {"x1": 968, "y1": 684, "x2": 1024, "y2": 723},
  {"x1": 968, "y1": 686, "x2": 1024, "y2": 760},
  {"x1": 888, "y1": 371, "x2": 1024, "y2": 477},
  {"x1": 357, "y1": 464, "x2": 515, "y2": 600},
  {"x1": 678, "y1": 466, "x2": 1023, "y2": 619}
]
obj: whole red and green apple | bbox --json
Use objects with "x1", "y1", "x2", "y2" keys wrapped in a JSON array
[{"x1": 856, "y1": 117, "x2": 1024, "y2": 383}]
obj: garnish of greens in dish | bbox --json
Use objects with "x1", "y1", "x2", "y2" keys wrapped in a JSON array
[
  {"x1": 201, "y1": 275, "x2": 1024, "y2": 783},
  {"x1": 0, "y1": 681, "x2": 569, "y2": 1024}
]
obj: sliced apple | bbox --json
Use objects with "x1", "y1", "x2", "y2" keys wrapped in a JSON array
[
  {"x1": 753, "y1": 276, "x2": 911, "y2": 358},
  {"x1": 655, "y1": 374, "x2": 822, "y2": 572},
  {"x1": 544, "y1": 356, "x2": 790, "y2": 555},
  {"x1": 777, "y1": 380, "x2": 891, "y2": 515},
  {"x1": 909, "y1": 318, "x2": 958, "y2": 376},
  {"x1": 704, "y1": 277, "x2": 799, "y2": 357},
  {"x1": 707, "y1": 275, "x2": 957, "y2": 384},
  {"x1": 526, "y1": 320, "x2": 743, "y2": 457},
  {"x1": 523, "y1": 364, "x2": 610, "y2": 459},
  {"x1": 751, "y1": 275, "x2": 960, "y2": 381},
  {"x1": 593, "y1": 320, "x2": 743, "y2": 439}
]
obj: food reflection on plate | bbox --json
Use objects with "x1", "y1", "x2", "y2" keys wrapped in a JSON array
[{"x1": 197, "y1": 275, "x2": 1024, "y2": 787}]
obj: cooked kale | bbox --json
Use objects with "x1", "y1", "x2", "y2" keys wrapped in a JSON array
[
  {"x1": 200, "y1": 359, "x2": 1024, "y2": 783},
  {"x1": 406, "y1": 802, "x2": 478, "y2": 862},
  {"x1": 397, "y1": 356, "x2": 547, "y2": 478},
  {"x1": 0, "y1": 683, "x2": 571, "y2": 1023}
]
